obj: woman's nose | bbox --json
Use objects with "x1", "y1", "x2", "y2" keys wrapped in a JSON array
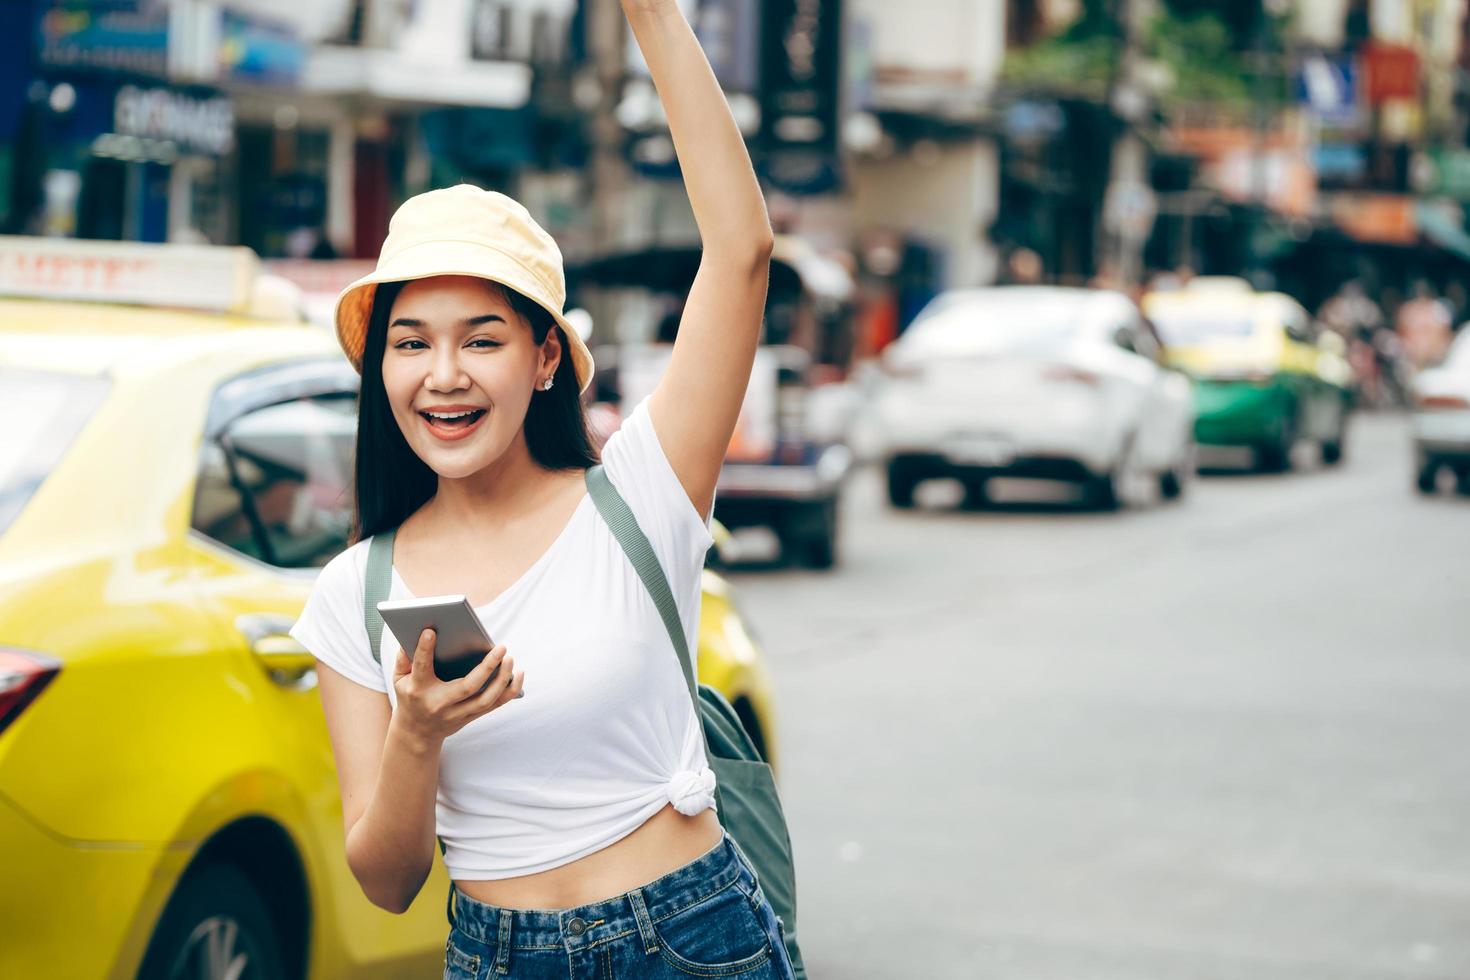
[{"x1": 425, "y1": 348, "x2": 468, "y2": 391}]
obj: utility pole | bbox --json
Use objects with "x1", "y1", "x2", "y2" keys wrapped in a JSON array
[
  {"x1": 1102, "y1": 0, "x2": 1155, "y2": 288},
  {"x1": 587, "y1": 0, "x2": 629, "y2": 252}
]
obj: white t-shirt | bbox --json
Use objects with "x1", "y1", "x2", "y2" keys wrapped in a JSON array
[{"x1": 289, "y1": 398, "x2": 716, "y2": 880}]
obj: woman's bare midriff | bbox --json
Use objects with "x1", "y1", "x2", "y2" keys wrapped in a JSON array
[{"x1": 453, "y1": 805, "x2": 723, "y2": 910}]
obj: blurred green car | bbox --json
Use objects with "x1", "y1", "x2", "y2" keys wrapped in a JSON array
[{"x1": 1144, "y1": 279, "x2": 1353, "y2": 471}]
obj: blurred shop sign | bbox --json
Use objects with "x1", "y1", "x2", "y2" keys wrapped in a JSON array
[
  {"x1": 472, "y1": 0, "x2": 576, "y2": 68},
  {"x1": 36, "y1": 0, "x2": 169, "y2": 78},
  {"x1": 694, "y1": 0, "x2": 759, "y2": 92},
  {"x1": 1426, "y1": 150, "x2": 1470, "y2": 201},
  {"x1": 1328, "y1": 193, "x2": 1416, "y2": 244},
  {"x1": 759, "y1": 0, "x2": 843, "y2": 194},
  {"x1": 626, "y1": 0, "x2": 758, "y2": 93},
  {"x1": 218, "y1": 9, "x2": 306, "y2": 85},
  {"x1": 114, "y1": 85, "x2": 233, "y2": 156},
  {"x1": 1209, "y1": 148, "x2": 1317, "y2": 217},
  {"x1": 0, "y1": 236, "x2": 258, "y2": 312},
  {"x1": 1362, "y1": 42, "x2": 1419, "y2": 105},
  {"x1": 1314, "y1": 143, "x2": 1367, "y2": 187},
  {"x1": 1167, "y1": 125, "x2": 1316, "y2": 218},
  {"x1": 1296, "y1": 54, "x2": 1358, "y2": 126}
]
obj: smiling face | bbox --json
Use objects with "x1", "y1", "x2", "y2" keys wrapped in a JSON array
[{"x1": 380, "y1": 275, "x2": 561, "y2": 480}]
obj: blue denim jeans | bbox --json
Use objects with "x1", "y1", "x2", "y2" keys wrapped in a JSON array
[{"x1": 444, "y1": 834, "x2": 795, "y2": 979}]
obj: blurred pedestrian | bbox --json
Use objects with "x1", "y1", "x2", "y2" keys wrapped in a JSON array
[
  {"x1": 288, "y1": 2, "x2": 797, "y2": 977},
  {"x1": 1396, "y1": 279, "x2": 1453, "y2": 371},
  {"x1": 1002, "y1": 246, "x2": 1045, "y2": 285}
]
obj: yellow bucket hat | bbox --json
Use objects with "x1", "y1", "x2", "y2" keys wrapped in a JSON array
[{"x1": 333, "y1": 184, "x2": 594, "y2": 392}]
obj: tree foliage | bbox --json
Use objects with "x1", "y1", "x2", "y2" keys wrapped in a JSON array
[{"x1": 1000, "y1": 0, "x2": 1280, "y2": 111}]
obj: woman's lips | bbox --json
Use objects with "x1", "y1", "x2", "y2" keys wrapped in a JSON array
[{"x1": 420, "y1": 409, "x2": 487, "y2": 441}]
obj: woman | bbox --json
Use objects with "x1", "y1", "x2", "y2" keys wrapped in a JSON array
[{"x1": 288, "y1": 1, "x2": 788, "y2": 977}]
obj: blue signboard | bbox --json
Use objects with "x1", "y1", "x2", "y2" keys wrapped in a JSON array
[
  {"x1": 1315, "y1": 143, "x2": 1366, "y2": 185},
  {"x1": 1297, "y1": 53, "x2": 1359, "y2": 127},
  {"x1": 35, "y1": 0, "x2": 170, "y2": 78},
  {"x1": 219, "y1": 9, "x2": 306, "y2": 86}
]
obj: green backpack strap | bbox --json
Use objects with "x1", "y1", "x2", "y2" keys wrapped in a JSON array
[
  {"x1": 363, "y1": 528, "x2": 397, "y2": 666},
  {"x1": 584, "y1": 465, "x2": 699, "y2": 705},
  {"x1": 359, "y1": 526, "x2": 451, "y2": 914}
]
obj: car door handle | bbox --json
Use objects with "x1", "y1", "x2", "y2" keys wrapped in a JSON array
[{"x1": 236, "y1": 613, "x2": 316, "y2": 689}]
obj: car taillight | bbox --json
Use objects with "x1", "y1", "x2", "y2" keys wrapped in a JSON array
[
  {"x1": 777, "y1": 385, "x2": 807, "y2": 442},
  {"x1": 1042, "y1": 365, "x2": 1101, "y2": 385},
  {"x1": 0, "y1": 649, "x2": 61, "y2": 736},
  {"x1": 879, "y1": 354, "x2": 923, "y2": 380},
  {"x1": 1418, "y1": 393, "x2": 1470, "y2": 410}
]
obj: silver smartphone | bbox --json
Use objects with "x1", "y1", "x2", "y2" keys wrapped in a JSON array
[{"x1": 376, "y1": 595, "x2": 495, "y2": 682}]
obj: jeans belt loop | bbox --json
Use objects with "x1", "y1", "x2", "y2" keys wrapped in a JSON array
[
  {"x1": 628, "y1": 887, "x2": 659, "y2": 955},
  {"x1": 495, "y1": 908, "x2": 513, "y2": 974}
]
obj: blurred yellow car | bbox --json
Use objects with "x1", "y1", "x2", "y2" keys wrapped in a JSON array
[
  {"x1": 1144, "y1": 278, "x2": 1353, "y2": 471},
  {"x1": 0, "y1": 238, "x2": 777, "y2": 980}
]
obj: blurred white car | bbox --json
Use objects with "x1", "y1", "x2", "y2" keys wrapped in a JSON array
[
  {"x1": 1411, "y1": 329, "x2": 1470, "y2": 494},
  {"x1": 872, "y1": 287, "x2": 1195, "y2": 509}
]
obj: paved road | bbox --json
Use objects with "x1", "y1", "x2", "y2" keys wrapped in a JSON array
[{"x1": 726, "y1": 413, "x2": 1468, "y2": 980}]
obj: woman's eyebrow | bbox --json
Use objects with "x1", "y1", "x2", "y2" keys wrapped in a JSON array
[{"x1": 388, "y1": 313, "x2": 507, "y2": 329}]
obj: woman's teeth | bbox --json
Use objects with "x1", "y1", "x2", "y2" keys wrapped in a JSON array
[{"x1": 421, "y1": 409, "x2": 486, "y2": 429}]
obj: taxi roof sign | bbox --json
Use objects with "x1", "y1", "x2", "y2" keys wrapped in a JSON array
[{"x1": 0, "y1": 236, "x2": 260, "y2": 314}]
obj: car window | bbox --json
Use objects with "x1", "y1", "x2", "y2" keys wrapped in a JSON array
[
  {"x1": 0, "y1": 367, "x2": 111, "y2": 538},
  {"x1": 1284, "y1": 305, "x2": 1315, "y2": 343},
  {"x1": 1111, "y1": 323, "x2": 1140, "y2": 354},
  {"x1": 1126, "y1": 318, "x2": 1161, "y2": 361},
  {"x1": 192, "y1": 395, "x2": 357, "y2": 569},
  {"x1": 1151, "y1": 311, "x2": 1256, "y2": 345},
  {"x1": 903, "y1": 303, "x2": 1081, "y2": 355}
]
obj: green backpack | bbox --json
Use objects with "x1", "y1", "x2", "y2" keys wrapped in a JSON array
[{"x1": 360, "y1": 464, "x2": 806, "y2": 977}]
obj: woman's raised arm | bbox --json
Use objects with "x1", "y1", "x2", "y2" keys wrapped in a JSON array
[{"x1": 624, "y1": 0, "x2": 775, "y2": 519}]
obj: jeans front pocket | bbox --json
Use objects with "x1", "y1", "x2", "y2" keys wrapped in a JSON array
[
  {"x1": 653, "y1": 882, "x2": 773, "y2": 977},
  {"x1": 444, "y1": 930, "x2": 484, "y2": 980}
]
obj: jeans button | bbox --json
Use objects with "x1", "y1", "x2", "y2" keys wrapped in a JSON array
[{"x1": 566, "y1": 916, "x2": 587, "y2": 937}]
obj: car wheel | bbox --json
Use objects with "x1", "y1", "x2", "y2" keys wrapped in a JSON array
[
  {"x1": 960, "y1": 476, "x2": 990, "y2": 509},
  {"x1": 1257, "y1": 413, "x2": 1297, "y2": 473},
  {"x1": 1256, "y1": 439, "x2": 1292, "y2": 473},
  {"x1": 1416, "y1": 461, "x2": 1439, "y2": 494},
  {"x1": 886, "y1": 461, "x2": 918, "y2": 509},
  {"x1": 1456, "y1": 469, "x2": 1470, "y2": 496},
  {"x1": 1321, "y1": 439, "x2": 1344, "y2": 465},
  {"x1": 1159, "y1": 469, "x2": 1185, "y2": 500},
  {"x1": 793, "y1": 499, "x2": 838, "y2": 570},
  {"x1": 1083, "y1": 472, "x2": 1120, "y2": 511},
  {"x1": 137, "y1": 862, "x2": 288, "y2": 980}
]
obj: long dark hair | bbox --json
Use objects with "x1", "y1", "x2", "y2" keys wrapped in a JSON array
[{"x1": 351, "y1": 279, "x2": 599, "y2": 543}]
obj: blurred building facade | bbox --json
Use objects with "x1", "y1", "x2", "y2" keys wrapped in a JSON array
[
  {"x1": 9, "y1": 0, "x2": 1470, "y2": 328},
  {"x1": 994, "y1": 0, "x2": 1470, "y2": 311}
]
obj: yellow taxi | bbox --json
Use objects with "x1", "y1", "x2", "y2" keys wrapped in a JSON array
[
  {"x1": 0, "y1": 238, "x2": 778, "y2": 980},
  {"x1": 1143, "y1": 278, "x2": 1353, "y2": 471}
]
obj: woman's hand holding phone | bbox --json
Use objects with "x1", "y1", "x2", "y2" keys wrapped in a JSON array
[{"x1": 391, "y1": 628, "x2": 525, "y2": 743}]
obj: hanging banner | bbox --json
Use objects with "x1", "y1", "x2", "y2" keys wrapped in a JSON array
[
  {"x1": 1362, "y1": 43, "x2": 1419, "y2": 105},
  {"x1": 759, "y1": 0, "x2": 843, "y2": 194}
]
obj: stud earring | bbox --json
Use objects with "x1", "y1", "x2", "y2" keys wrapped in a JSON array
[{"x1": 541, "y1": 377, "x2": 554, "y2": 391}]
